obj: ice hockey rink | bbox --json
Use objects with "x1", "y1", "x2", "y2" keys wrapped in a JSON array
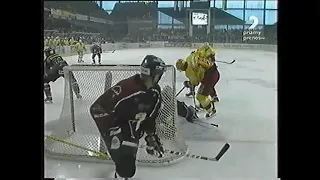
[{"x1": 44, "y1": 47, "x2": 277, "y2": 179}]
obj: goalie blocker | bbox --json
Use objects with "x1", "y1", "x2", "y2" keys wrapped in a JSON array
[{"x1": 89, "y1": 55, "x2": 166, "y2": 179}]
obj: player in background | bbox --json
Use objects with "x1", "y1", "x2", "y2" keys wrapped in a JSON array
[
  {"x1": 91, "y1": 42, "x2": 102, "y2": 65},
  {"x1": 75, "y1": 40, "x2": 85, "y2": 63},
  {"x1": 175, "y1": 44, "x2": 220, "y2": 118},
  {"x1": 90, "y1": 55, "x2": 166, "y2": 179},
  {"x1": 43, "y1": 48, "x2": 82, "y2": 103}
]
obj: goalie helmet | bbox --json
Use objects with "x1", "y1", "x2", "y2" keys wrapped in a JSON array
[{"x1": 140, "y1": 55, "x2": 166, "y2": 85}]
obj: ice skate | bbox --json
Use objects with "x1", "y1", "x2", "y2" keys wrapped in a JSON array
[
  {"x1": 92, "y1": 61, "x2": 96, "y2": 65},
  {"x1": 44, "y1": 97, "x2": 53, "y2": 104},
  {"x1": 205, "y1": 108, "x2": 217, "y2": 118},
  {"x1": 195, "y1": 103, "x2": 205, "y2": 111},
  {"x1": 212, "y1": 96, "x2": 219, "y2": 102}
]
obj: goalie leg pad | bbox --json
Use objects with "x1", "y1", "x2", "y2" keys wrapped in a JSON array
[
  {"x1": 177, "y1": 100, "x2": 198, "y2": 122},
  {"x1": 177, "y1": 100, "x2": 188, "y2": 118}
]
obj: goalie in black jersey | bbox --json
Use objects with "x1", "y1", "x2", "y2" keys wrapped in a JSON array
[
  {"x1": 91, "y1": 42, "x2": 102, "y2": 65},
  {"x1": 43, "y1": 47, "x2": 82, "y2": 103},
  {"x1": 90, "y1": 55, "x2": 166, "y2": 179}
]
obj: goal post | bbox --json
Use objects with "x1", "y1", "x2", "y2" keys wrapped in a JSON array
[{"x1": 45, "y1": 64, "x2": 189, "y2": 166}]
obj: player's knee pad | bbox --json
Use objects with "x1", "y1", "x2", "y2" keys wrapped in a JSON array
[
  {"x1": 115, "y1": 154, "x2": 137, "y2": 178},
  {"x1": 196, "y1": 93, "x2": 211, "y2": 108}
]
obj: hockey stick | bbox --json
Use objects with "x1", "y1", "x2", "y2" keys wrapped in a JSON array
[
  {"x1": 175, "y1": 86, "x2": 186, "y2": 97},
  {"x1": 216, "y1": 59, "x2": 236, "y2": 64},
  {"x1": 194, "y1": 120, "x2": 219, "y2": 127},
  {"x1": 161, "y1": 143, "x2": 230, "y2": 161},
  {"x1": 192, "y1": 95, "x2": 201, "y2": 112},
  {"x1": 45, "y1": 135, "x2": 109, "y2": 158},
  {"x1": 45, "y1": 135, "x2": 230, "y2": 162}
]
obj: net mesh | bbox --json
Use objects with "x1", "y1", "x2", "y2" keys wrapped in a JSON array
[{"x1": 45, "y1": 64, "x2": 188, "y2": 166}]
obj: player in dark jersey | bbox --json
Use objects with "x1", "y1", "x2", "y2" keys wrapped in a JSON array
[
  {"x1": 43, "y1": 47, "x2": 82, "y2": 103},
  {"x1": 90, "y1": 55, "x2": 166, "y2": 179},
  {"x1": 91, "y1": 43, "x2": 102, "y2": 65}
]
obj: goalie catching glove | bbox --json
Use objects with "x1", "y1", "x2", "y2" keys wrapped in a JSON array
[{"x1": 145, "y1": 134, "x2": 164, "y2": 158}]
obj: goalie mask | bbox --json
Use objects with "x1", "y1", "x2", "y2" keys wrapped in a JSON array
[{"x1": 140, "y1": 55, "x2": 166, "y2": 85}]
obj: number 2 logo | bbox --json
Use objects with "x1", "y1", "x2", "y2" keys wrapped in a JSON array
[{"x1": 248, "y1": 16, "x2": 259, "y2": 30}]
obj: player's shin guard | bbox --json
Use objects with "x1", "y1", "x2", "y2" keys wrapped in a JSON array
[
  {"x1": 44, "y1": 83, "x2": 53, "y2": 103},
  {"x1": 211, "y1": 88, "x2": 219, "y2": 102},
  {"x1": 92, "y1": 54, "x2": 96, "y2": 64},
  {"x1": 203, "y1": 102, "x2": 216, "y2": 118},
  {"x1": 196, "y1": 93, "x2": 216, "y2": 118},
  {"x1": 98, "y1": 53, "x2": 101, "y2": 64}
]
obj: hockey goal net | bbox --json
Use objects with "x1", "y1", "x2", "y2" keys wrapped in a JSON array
[{"x1": 45, "y1": 64, "x2": 188, "y2": 166}]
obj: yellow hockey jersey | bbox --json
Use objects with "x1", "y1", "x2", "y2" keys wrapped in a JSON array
[
  {"x1": 75, "y1": 42, "x2": 85, "y2": 52},
  {"x1": 184, "y1": 51, "x2": 214, "y2": 86}
]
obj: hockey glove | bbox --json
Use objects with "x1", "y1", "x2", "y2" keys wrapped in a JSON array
[
  {"x1": 183, "y1": 81, "x2": 193, "y2": 89},
  {"x1": 145, "y1": 134, "x2": 164, "y2": 158}
]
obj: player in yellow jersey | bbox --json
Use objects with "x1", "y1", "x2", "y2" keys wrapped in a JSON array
[
  {"x1": 75, "y1": 40, "x2": 86, "y2": 63},
  {"x1": 176, "y1": 44, "x2": 220, "y2": 118}
]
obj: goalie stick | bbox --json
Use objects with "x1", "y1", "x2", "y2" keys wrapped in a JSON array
[
  {"x1": 102, "y1": 50, "x2": 115, "y2": 53},
  {"x1": 45, "y1": 135, "x2": 230, "y2": 162},
  {"x1": 137, "y1": 143, "x2": 230, "y2": 162},
  {"x1": 216, "y1": 59, "x2": 236, "y2": 64}
]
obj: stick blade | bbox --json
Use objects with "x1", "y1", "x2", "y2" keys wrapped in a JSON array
[
  {"x1": 229, "y1": 59, "x2": 236, "y2": 64},
  {"x1": 214, "y1": 143, "x2": 230, "y2": 161}
]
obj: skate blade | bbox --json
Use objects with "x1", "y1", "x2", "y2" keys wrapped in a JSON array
[{"x1": 205, "y1": 113, "x2": 216, "y2": 119}]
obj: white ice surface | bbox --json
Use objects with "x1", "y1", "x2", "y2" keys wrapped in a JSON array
[{"x1": 45, "y1": 48, "x2": 277, "y2": 179}]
